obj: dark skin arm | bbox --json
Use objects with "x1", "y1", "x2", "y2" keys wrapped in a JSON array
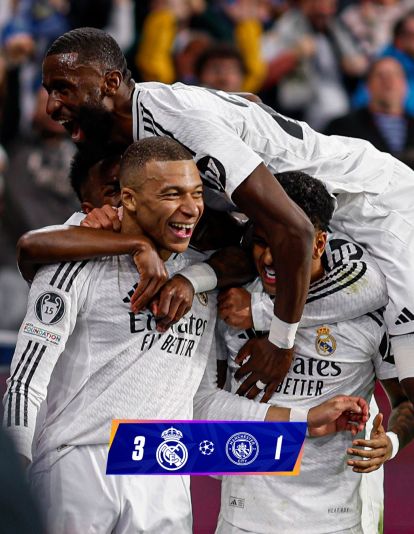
[
  {"x1": 231, "y1": 163, "x2": 314, "y2": 396},
  {"x1": 17, "y1": 225, "x2": 168, "y2": 308},
  {"x1": 347, "y1": 378, "x2": 414, "y2": 473}
]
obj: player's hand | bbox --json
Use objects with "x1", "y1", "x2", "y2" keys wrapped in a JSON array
[
  {"x1": 234, "y1": 337, "x2": 293, "y2": 402},
  {"x1": 308, "y1": 395, "x2": 369, "y2": 437},
  {"x1": 149, "y1": 274, "x2": 195, "y2": 332},
  {"x1": 81, "y1": 205, "x2": 122, "y2": 231},
  {"x1": 346, "y1": 413, "x2": 393, "y2": 473},
  {"x1": 218, "y1": 287, "x2": 253, "y2": 330},
  {"x1": 130, "y1": 242, "x2": 169, "y2": 313}
]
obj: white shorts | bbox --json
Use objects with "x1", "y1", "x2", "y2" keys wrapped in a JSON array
[
  {"x1": 29, "y1": 445, "x2": 192, "y2": 534},
  {"x1": 360, "y1": 397, "x2": 384, "y2": 534},
  {"x1": 332, "y1": 159, "x2": 414, "y2": 337},
  {"x1": 215, "y1": 515, "x2": 363, "y2": 534}
]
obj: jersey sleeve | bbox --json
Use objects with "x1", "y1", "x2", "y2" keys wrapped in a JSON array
[
  {"x1": 367, "y1": 310, "x2": 398, "y2": 381},
  {"x1": 137, "y1": 88, "x2": 263, "y2": 199},
  {"x1": 3, "y1": 260, "x2": 92, "y2": 460},
  {"x1": 251, "y1": 292, "x2": 273, "y2": 331},
  {"x1": 193, "y1": 328, "x2": 269, "y2": 421}
]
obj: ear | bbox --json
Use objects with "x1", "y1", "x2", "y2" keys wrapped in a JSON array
[
  {"x1": 312, "y1": 231, "x2": 327, "y2": 260},
  {"x1": 103, "y1": 70, "x2": 122, "y2": 96},
  {"x1": 81, "y1": 201, "x2": 95, "y2": 214},
  {"x1": 121, "y1": 187, "x2": 137, "y2": 213}
]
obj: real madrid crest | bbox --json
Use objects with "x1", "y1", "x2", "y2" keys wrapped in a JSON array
[
  {"x1": 315, "y1": 326, "x2": 337, "y2": 356},
  {"x1": 156, "y1": 427, "x2": 188, "y2": 471},
  {"x1": 196, "y1": 292, "x2": 208, "y2": 306}
]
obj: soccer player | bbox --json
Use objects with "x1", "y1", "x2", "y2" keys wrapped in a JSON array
[
  {"x1": 200, "y1": 171, "x2": 414, "y2": 534},
  {"x1": 41, "y1": 28, "x2": 414, "y2": 402},
  {"x1": 4, "y1": 138, "x2": 367, "y2": 534}
]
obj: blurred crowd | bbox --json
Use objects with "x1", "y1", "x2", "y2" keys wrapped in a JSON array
[{"x1": 1, "y1": 0, "x2": 414, "y2": 330}]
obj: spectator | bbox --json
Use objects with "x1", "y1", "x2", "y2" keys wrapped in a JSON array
[
  {"x1": 340, "y1": 0, "x2": 413, "y2": 60},
  {"x1": 353, "y1": 9, "x2": 414, "y2": 115},
  {"x1": 195, "y1": 43, "x2": 246, "y2": 91},
  {"x1": 262, "y1": 0, "x2": 368, "y2": 130},
  {"x1": 326, "y1": 57, "x2": 414, "y2": 169},
  {"x1": 0, "y1": 87, "x2": 78, "y2": 330}
]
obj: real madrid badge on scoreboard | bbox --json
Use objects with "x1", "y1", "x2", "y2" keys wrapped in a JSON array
[{"x1": 106, "y1": 421, "x2": 306, "y2": 475}]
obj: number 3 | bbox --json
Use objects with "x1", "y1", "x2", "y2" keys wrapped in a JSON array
[{"x1": 132, "y1": 435, "x2": 146, "y2": 461}]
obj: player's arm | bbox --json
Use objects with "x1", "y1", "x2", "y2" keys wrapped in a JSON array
[
  {"x1": 230, "y1": 163, "x2": 314, "y2": 396},
  {"x1": 2, "y1": 262, "x2": 90, "y2": 464},
  {"x1": 17, "y1": 223, "x2": 168, "y2": 308},
  {"x1": 193, "y1": 331, "x2": 368, "y2": 436},
  {"x1": 347, "y1": 378, "x2": 414, "y2": 473}
]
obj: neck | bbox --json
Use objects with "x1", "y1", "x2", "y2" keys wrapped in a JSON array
[
  {"x1": 109, "y1": 81, "x2": 136, "y2": 145},
  {"x1": 121, "y1": 211, "x2": 172, "y2": 261},
  {"x1": 310, "y1": 260, "x2": 324, "y2": 283},
  {"x1": 369, "y1": 100, "x2": 403, "y2": 115}
]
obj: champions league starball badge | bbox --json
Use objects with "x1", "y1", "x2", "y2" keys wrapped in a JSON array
[
  {"x1": 156, "y1": 427, "x2": 188, "y2": 471},
  {"x1": 35, "y1": 292, "x2": 65, "y2": 325},
  {"x1": 199, "y1": 440, "x2": 215, "y2": 456},
  {"x1": 226, "y1": 432, "x2": 259, "y2": 466}
]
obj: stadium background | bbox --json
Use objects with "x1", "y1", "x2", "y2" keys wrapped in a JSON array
[{"x1": 1, "y1": 1, "x2": 414, "y2": 532}]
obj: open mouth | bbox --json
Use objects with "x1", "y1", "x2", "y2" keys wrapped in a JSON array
[
  {"x1": 58, "y1": 119, "x2": 85, "y2": 143},
  {"x1": 168, "y1": 222, "x2": 194, "y2": 239},
  {"x1": 262, "y1": 265, "x2": 276, "y2": 285}
]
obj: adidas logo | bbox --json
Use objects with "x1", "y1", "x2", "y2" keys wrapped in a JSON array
[
  {"x1": 229, "y1": 496, "x2": 245, "y2": 509},
  {"x1": 395, "y1": 307, "x2": 414, "y2": 325}
]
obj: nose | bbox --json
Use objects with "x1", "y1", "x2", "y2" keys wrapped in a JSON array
[
  {"x1": 45, "y1": 91, "x2": 62, "y2": 116},
  {"x1": 181, "y1": 194, "x2": 202, "y2": 218},
  {"x1": 263, "y1": 247, "x2": 273, "y2": 266}
]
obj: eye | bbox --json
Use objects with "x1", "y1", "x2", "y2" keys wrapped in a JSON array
[{"x1": 252, "y1": 236, "x2": 267, "y2": 248}]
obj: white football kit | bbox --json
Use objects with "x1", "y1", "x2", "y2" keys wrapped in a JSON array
[
  {"x1": 3, "y1": 250, "x2": 219, "y2": 534},
  {"x1": 132, "y1": 82, "x2": 414, "y2": 346},
  {"x1": 216, "y1": 294, "x2": 395, "y2": 533}
]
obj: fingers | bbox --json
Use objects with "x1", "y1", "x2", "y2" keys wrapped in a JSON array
[
  {"x1": 131, "y1": 277, "x2": 163, "y2": 313},
  {"x1": 261, "y1": 381, "x2": 278, "y2": 403},
  {"x1": 81, "y1": 206, "x2": 121, "y2": 231},
  {"x1": 347, "y1": 455, "x2": 385, "y2": 473},
  {"x1": 370, "y1": 413, "x2": 384, "y2": 437},
  {"x1": 234, "y1": 358, "x2": 253, "y2": 381},
  {"x1": 236, "y1": 373, "x2": 258, "y2": 397},
  {"x1": 235, "y1": 340, "x2": 253, "y2": 365}
]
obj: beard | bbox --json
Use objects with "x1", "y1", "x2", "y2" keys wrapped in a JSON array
[{"x1": 77, "y1": 102, "x2": 116, "y2": 151}]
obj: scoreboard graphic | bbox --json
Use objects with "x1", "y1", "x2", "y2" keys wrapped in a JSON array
[{"x1": 106, "y1": 420, "x2": 306, "y2": 476}]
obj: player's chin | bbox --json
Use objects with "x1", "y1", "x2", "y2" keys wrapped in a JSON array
[{"x1": 165, "y1": 239, "x2": 191, "y2": 254}]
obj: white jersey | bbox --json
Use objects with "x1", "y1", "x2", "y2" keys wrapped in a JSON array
[
  {"x1": 215, "y1": 284, "x2": 397, "y2": 533},
  {"x1": 252, "y1": 232, "x2": 388, "y2": 331},
  {"x1": 132, "y1": 82, "x2": 397, "y2": 206},
  {"x1": 132, "y1": 82, "x2": 414, "y2": 341},
  {"x1": 3, "y1": 251, "x2": 217, "y2": 463}
]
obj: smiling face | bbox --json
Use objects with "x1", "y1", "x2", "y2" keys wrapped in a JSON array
[
  {"x1": 42, "y1": 52, "x2": 114, "y2": 146},
  {"x1": 252, "y1": 224, "x2": 327, "y2": 295},
  {"x1": 122, "y1": 159, "x2": 204, "y2": 256}
]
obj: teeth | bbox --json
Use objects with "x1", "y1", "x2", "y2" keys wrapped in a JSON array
[
  {"x1": 170, "y1": 223, "x2": 193, "y2": 229},
  {"x1": 264, "y1": 266, "x2": 275, "y2": 277}
]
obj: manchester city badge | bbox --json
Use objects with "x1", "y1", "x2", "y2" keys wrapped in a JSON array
[{"x1": 226, "y1": 432, "x2": 259, "y2": 466}]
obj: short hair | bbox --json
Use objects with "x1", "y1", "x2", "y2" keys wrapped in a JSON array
[
  {"x1": 275, "y1": 171, "x2": 334, "y2": 231},
  {"x1": 120, "y1": 138, "x2": 194, "y2": 188},
  {"x1": 69, "y1": 146, "x2": 121, "y2": 202},
  {"x1": 366, "y1": 56, "x2": 405, "y2": 82},
  {"x1": 194, "y1": 44, "x2": 246, "y2": 79},
  {"x1": 46, "y1": 27, "x2": 131, "y2": 82}
]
